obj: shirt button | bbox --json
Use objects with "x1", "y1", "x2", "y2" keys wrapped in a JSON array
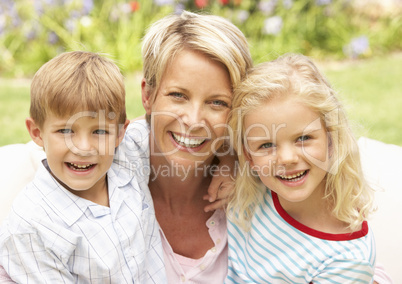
[
  {"x1": 210, "y1": 220, "x2": 215, "y2": 226},
  {"x1": 181, "y1": 275, "x2": 185, "y2": 282},
  {"x1": 200, "y1": 264, "x2": 206, "y2": 270},
  {"x1": 211, "y1": 247, "x2": 216, "y2": 253},
  {"x1": 216, "y1": 238, "x2": 221, "y2": 244}
]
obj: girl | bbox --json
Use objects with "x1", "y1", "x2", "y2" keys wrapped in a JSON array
[{"x1": 226, "y1": 53, "x2": 375, "y2": 283}]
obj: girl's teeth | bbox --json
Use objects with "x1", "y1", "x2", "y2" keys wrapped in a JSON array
[
  {"x1": 279, "y1": 170, "x2": 306, "y2": 180},
  {"x1": 172, "y1": 133, "x2": 205, "y2": 148}
]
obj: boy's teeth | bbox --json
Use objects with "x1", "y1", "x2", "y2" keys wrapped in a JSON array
[
  {"x1": 172, "y1": 133, "x2": 205, "y2": 148},
  {"x1": 68, "y1": 163, "x2": 93, "y2": 170}
]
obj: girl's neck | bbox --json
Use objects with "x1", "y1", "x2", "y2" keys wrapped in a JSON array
[{"x1": 277, "y1": 184, "x2": 351, "y2": 234}]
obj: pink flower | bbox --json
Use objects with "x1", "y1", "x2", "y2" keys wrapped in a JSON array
[
  {"x1": 130, "y1": 1, "x2": 140, "y2": 12},
  {"x1": 195, "y1": 0, "x2": 209, "y2": 8}
]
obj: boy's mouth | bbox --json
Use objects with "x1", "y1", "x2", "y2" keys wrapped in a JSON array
[{"x1": 66, "y1": 162, "x2": 95, "y2": 171}]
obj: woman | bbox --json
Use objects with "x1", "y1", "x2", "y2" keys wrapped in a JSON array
[{"x1": 118, "y1": 11, "x2": 252, "y2": 283}]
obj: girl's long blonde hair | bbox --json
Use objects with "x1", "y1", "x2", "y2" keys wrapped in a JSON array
[{"x1": 227, "y1": 53, "x2": 374, "y2": 232}]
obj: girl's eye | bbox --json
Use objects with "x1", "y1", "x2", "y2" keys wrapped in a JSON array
[
  {"x1": 94, "y1": 129, "x2": 107, "y2": 135},
  {"x1": 260, "y1": 142, "x2": 274, "y2": 149},
  {"x1": 58, "y1": 129, "x2": 72, "y2": 134},
  {"x1": 297, "y1": 135, "x2": 311, "y2": 142}
]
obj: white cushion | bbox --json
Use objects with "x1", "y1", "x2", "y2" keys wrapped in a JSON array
[{"x1": 358, "y1": 137, "x2": 402, "y2": 284}]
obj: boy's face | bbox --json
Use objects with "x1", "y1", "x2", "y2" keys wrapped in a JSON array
[{"x1": 28, "y1": 111, "x2": 127, "y2": 197}]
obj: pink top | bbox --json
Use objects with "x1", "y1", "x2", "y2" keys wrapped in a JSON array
[{"x1": 160, "y1": 209, "x2": 228, "y2": 284}]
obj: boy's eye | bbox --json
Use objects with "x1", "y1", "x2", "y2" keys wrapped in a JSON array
[
  {"x1": 169, "y1": 92, "x2": 185, "y2": 99},
  {"x1": 94, "y1": 129, "x2": 107, "y2": 135},
  {"x1": 58, "y1": 129, "x2": 73, "y2": 134},
  {"x1": 297, "y1": 135, "x2": 311, "y2": 142},
  {"x1": 260, "y1": 142, "x2": 274, "y2": 149}
]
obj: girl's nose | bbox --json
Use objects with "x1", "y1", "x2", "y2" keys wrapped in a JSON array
[{"x1": 276, "y1": 144, "x2": 299, "y2": 165}]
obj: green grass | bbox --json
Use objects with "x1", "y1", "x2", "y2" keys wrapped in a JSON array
[{"x1": 1, "y1": 53, "x2": 401, "y2": 147}]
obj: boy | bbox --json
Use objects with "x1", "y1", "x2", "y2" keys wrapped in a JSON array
[{"x1": 0, "y1": 51, "x2": 166, "y2": 283}]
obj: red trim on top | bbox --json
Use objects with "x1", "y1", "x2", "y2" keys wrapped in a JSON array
[{"x1": 271, "y1": 191, "x2": 369, "y2": 241}]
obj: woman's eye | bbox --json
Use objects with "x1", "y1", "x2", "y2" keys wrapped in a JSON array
[
  {"x1": 260, "y1": 142, "x2": 274, "y2": 149},
  {"x1": 94, "y1": 129, "x2": 107, "y2": 135},
  {"x1": 58, "y1": 129, "x2": 72, "y2": 134},
  {"x1": 211, "y1": 100, "x2": 229, "y2": 108}
]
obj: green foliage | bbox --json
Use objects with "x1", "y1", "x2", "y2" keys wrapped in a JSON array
[
  {"x1": 1, "y1": 53, "x2": 402, "y2": 147},
  {"x1": 0, "y1": 0, "x2": 401, "y2": 77}
]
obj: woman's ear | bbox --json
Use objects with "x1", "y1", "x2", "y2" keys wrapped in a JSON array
[
  {"x1": 26, "y1": 118, "x2": 44, "y2": 147},
  {"x1": 141, "y1": 78, "x2": 152, "y2": 115}
]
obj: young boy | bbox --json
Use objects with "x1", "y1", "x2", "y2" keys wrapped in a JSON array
[{"x1": 0, "y1": 51, "x2": 166, "y2": 283}]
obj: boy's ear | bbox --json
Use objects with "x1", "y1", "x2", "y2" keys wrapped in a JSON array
[
  {"x1": 26, "y1": 118, "x2": 44, "y2": 147},
  {"x1": 116, "y1": 119, "x2": 130, "y2": 146},
  {"x1": 141, "y1": 78, "x2": 152, "y2": 115}
]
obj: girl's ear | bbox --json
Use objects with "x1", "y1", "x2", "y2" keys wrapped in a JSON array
[
  {"x1": 141, "y1": 78, "x2": 152, "y2": 115},
  {"x1": 26, "y1": 118, "x2": 44, "y2": 147}
]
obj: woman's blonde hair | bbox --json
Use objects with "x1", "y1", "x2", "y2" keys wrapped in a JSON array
[
  {"x1": 228, "y1": 53, "x2": 373, "y2": 231},
  {"x1": 30, "y1": 51, "x2": 126, "y2": 127},
  {"x1": 141, "y1": 10, "x2": 253, "y2": 123}
]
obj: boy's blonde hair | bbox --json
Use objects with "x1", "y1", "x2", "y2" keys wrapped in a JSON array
[
  {"x1": 228, "y1": 53, "x2": 373, "y2": 231},
  {"x1": 30, "y1": 51, "x2": 126, "y2": 127},
  {"x1": 141, "y1": 10, "x2": 253, "y2": 123}
]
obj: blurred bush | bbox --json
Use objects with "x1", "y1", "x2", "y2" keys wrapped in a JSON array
[{"x1": 0, "y1": 0, "x2": 401, "y2": 77}]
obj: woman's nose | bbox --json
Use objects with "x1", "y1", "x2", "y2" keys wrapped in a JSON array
[{"x1": 181, "y1": 103, "x2": 206, "y2": 130}]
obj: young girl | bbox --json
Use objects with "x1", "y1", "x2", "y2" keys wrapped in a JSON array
[{"x1": 226, "y1": 54, "x2": 376, "y2": 283}]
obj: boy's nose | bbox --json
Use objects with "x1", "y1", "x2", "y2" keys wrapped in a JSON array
[{"x1": 67, "y1": 135, "x2": 97, "y2": 156}]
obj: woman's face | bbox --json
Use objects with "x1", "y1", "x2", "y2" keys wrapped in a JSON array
[{"x1": 142, "y1": 49, "x2": 232, "y2": 169}]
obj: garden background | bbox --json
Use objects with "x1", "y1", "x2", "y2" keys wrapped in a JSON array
[{"x1": 1, "y1": 0, "x2": 401, "y2": 147}]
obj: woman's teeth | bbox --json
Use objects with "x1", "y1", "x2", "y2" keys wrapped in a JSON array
[
  {"x1": 172, "y1": 133, "x2": 206, "y2": 148},
  {"x1": 278, "y1": 170, "x2": 307, "y2": 181},
  {"x1": 67, "y1": 163, "x2": 94, "y2": 171}
]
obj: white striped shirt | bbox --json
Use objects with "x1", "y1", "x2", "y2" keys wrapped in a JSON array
[
  {"x1": 226, "y1": 190, "x2": 376, "y2": 284},
  {"x1": 0, "y1": 160, "x2": 166, "y2": 283}
]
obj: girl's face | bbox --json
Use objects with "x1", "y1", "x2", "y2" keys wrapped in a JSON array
[
  {"x1": 244, "y1": 97, "x2": 330, "y2": 210},
  {"x1": 142, "y1": 49, "x2": 232, "y2": 169}
]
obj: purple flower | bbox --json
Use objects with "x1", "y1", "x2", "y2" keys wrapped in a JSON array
[
  {"x1": 82, "y1": 0, "x2": 94, "y2": 15},
  {"x1": 343, "y1": 36, "x2": 369, "y2": 58},
  {"x1": 316, "y1": 0, "x2": 332, "y2": 5},
  {"x1": 174, "y1": 3, "x2": 185, "y2": 14},
  {"x1": 283, "y1": 0, "x2": 293, "y2": 9},
  {"x1": 258, "y1": 0, "x2": 277, "y2": 16},
  {"x1": 237, "y1": 10, "x2": 249, "y2": 23},
  {"x1": 48, "y1": 31, "x2": 59, "y2": 44},
  {"x1": 154, "y1": 0, "x2": 174, "y2": 6},
  {"x1": 262, "y1": 16, "x2": 283, "y2": 35}
]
